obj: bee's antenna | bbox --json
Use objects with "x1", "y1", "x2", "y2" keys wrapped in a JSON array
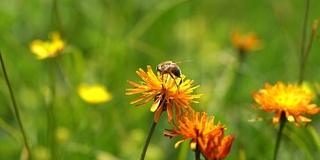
[{"x1": 175, "y1": 59, "x2": 194, "y2": 64}]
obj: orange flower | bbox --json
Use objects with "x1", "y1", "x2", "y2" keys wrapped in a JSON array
[
  {"x1": 231, "y1": 30, "x2": 261, "y2": 52},
  {"x1": 252, "y1": 82, "x2": 320, "y2": 127},
  {"x1": 164, "y1": 112, "x2": 222, "y2": 150},
  {"x1": 164, "y1": 112, "x2": 234, "y2": 160},
  {"x1": 126, "y1": 65, "x2": 202, "y2": 123},
  {"x1": 199, "y1": 134, "x2": 235, "y2": 160}
]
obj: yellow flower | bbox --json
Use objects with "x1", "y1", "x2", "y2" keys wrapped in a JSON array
[
  {"x1": 164, "y1": 112, "x2": 234, "y2": 160},
  {"x1": 78, "y1": 83, "x2": 112, "y2": 104},
  {"x1": 252, "y1": 82, "x2": 320, "y2": 127},
  {"x1": 30, "y1": 31, "x2": 65, "y2": 59},
  {"x1": 231, "y1": 30, "x2": 261, "y2": 52},
  {"x1": 126, "y1": 65, "x2": 202, "y2": 123}
]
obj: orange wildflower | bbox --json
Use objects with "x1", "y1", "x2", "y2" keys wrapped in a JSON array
[
  {"x1": 252, "y1": 82, "x2": 320, "y2": 127},
  {"x1": 126, "y1": 65, "x2": 202, "y2": 123},
  {"x1": 231, "y1": 30, "x2": 261, "y2": 52},
  {"x1": 199, "y1": 134, "x2": 235, "y2": 160},
  {"x1": 164, "y1": 112, "x2": 234, "y2": 159}
]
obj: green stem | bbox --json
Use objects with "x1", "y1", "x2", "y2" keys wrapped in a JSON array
[
  {"x1": 125, "y1": 0, "x2": 186, "y2": 39},
  {"x1": 223, "y1": 49, "x2": 246, "y2": 103},
  {"x1": 52, "y1": 0, "x2": 63, "y2": 33},
  {"x1": 194, "y1": 144, "x2": 201, "y2": 160},
  {"x1": 238, "y1": 49, "x2": 247, "y2": 69},
  {"x1": 298, "y1": 0, "x2": 310, "y2": 85},
  {"x1": 273, "y1": 111, "x2": 286, "y2": 160},
  {"x1": 48, "y1": 58, "x2": 57, "y2": 159},
  {"x1": 140, "y1": 121, "x2": 158, "y2": 160},
  {"x1": 0, "y1": 53, "x2": 32, "y2": 159}
]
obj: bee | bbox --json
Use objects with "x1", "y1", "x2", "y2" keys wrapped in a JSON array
[
  {"x1": 156, "y1": 60, "x2": 185, "y2": 89},
  {"x1": 157, "y1": 61, "x2": 182, "y2": 79}
]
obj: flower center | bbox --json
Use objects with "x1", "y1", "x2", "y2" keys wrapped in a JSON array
[{"x1": 274, "y1": 92, "x2": 304, "y2": 109}]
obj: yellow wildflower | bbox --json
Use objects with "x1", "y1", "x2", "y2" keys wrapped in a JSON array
[
  {"x1": 78, "y1": 83, "x2": 112, "y2": 104},
  {"x1": 30, "y1": 31, "x2": 65, "y2": 59}
]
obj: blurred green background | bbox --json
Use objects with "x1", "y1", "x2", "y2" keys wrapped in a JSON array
[{"x1": 1, "y1": 0, "x2": 320, "y2": 159}]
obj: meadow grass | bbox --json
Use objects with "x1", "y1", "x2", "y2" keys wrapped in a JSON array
[{"x1": 1, "y1": 0, "x2": 320, "y2": 159}]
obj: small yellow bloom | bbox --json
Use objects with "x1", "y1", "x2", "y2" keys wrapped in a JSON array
[
  {"x1": 164, "y1": 111, "x2": 234, "y2": 160},
  {"x1": 252, "y1": 82, "x2": 320, "y2": 127},
  {"x1": 78, "y1": 83, "x2": 112, "y2": 104},
  {"x1": 126, "y1": 65, "x2": 202, "y2": 123},
  {"x1": 231, "y1": 30, "x2": 261, "y2": 52},
  {"x1": 30, "y1": 31, "x2": 65, "y2": 59}
]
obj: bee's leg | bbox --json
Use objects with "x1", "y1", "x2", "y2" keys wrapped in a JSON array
[
  {"x1": 161, "y1": 75, "x2": 165, "y2": 88},
  {"x1": 169, "y1": 73, "x2": 180, "y2": 91},
  {"x1": 178, "y1": 78, "x2": 182, "y2": 85}
]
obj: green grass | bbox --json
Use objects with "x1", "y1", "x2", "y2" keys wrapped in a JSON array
[{"x1": 1, "y1": 0, "x2": 320, "y2": 159}]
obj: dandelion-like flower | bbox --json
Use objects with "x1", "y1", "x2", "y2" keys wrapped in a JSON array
[
  {"x1": 252, "y1": 82, "x2": 320, "y2": 127},
  {"x1": 231, "y1": 30, "x2": 261, "y2": 53},
  {"x1": 30, "y1": 31, "x2": 65, "y2": 59},
  {"x1": 164, "y1": 112, "x2": 224, "y2": 150},
  {"x1": 164, "y1": 111, "x2": 234, "y2": 160},
  {"x1": 78, "y1": 83, "x2": 112, "y2": 104},
  {"x1": 126, "y1": 65, "x2": 202, "y2": 123}
]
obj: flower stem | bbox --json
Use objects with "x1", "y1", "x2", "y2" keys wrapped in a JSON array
[
  {"x1": 48, "y1": 58, "x2": 58, "y2": 160},
  {"x1": 194, "y1": 144, "x2": 201, "y2": 160},
  {"x1": 0, "y1": 53, "x2": 32, "y2": 159},
  {"x1": 273, "y1": 111, "x2": 286, "y2": 160},
  {"x1": 140, "y1": 121, "x2": 158, "y2": 160},
  {"x1": 298, "y1": 0, "x2": 310, "y2": 85},
  {"x1": 52, "y1": 0, "x2": 63, "y2": 33}
]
